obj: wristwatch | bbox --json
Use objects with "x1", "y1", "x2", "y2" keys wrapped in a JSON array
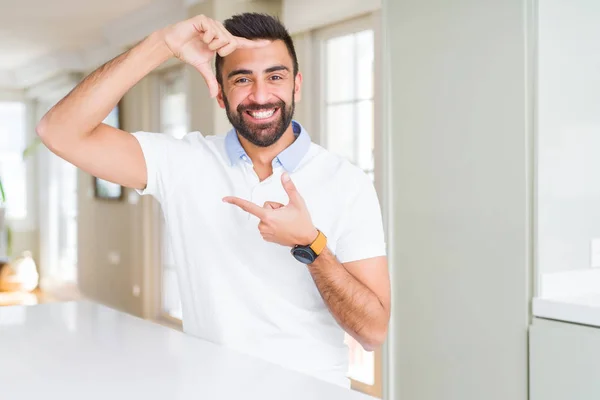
[{"x1": 291, "y1": 229, "x2": 327, "y2": 264}]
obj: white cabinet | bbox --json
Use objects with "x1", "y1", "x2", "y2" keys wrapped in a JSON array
[{"x1": 530, "y1": 317, "x2": 600, "y2": 400}]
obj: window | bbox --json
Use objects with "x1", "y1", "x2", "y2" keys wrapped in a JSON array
[
  {"x1": 34, "y1": 98, "x2": 79, "y2": 285},
  {"x1": 158, "y1": 66, "x2": 188, "y2": 320},
  {"x1": 0, "y1": 102, "x2": 27, "y2": 220},
  {"x1": 325, "y1": 28, "x2": 377, "y2": 386},
  {"x1": 316, "y1": 16, "x2": 381, "y2": 395},
  {"x1": 56, "y1": 151, "x2": 78, "y2": 282},
  {"x1": 322, "y1": 29, "x2": 375, "y2": 181}
]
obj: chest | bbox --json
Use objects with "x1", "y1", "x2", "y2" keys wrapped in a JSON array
[
  {"x1": 170, "y1": 166, "x2": 348, "y2": 252},
  {"x1": 163, "y1": 166, "x2": 347, "y2": 308}
]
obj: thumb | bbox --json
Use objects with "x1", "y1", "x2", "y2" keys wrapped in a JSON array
[
  {"x1": 281, "y1": 172, "x2": 302, "y2": 205},
  {"x1": 195, "y1": 62, "x2": 219, "y2": 98}
]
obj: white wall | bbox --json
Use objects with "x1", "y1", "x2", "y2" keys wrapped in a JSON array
[
  {"x1": 537, "y1": 0, "x2": 600, "y2": 274},
  {"x1": 282, "y1": 0, "x2": 380, "y2": 34},
  {"x1": 384, "y1": 0, "x2": 533, "y2": 399},
  {"x1": 0, "y1": 89, "x2": 24, "y2": 102}
]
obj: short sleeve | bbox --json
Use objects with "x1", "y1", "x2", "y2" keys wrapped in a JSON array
[
  {"x1": 334, "y1": 173, "x2": 387, "y2": 264},
  {"x1": 130, "y1": 131, "x2": 179, "y2": 204}
]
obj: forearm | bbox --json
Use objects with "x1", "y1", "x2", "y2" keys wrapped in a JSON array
[
  {"x1": 308, "y1": 247, "x2": 389, "y2": 351},
  {"x1": 37, "y1": 31, "x2": 172, "y2": 142}
]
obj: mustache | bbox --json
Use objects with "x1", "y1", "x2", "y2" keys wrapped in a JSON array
[{"x1": 237, "y1": 101, "x2": 285, "y2": 113}]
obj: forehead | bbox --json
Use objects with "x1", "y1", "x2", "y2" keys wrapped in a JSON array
[{"x1": 222, "y1": 39, "x2": 293, "y2": 74}]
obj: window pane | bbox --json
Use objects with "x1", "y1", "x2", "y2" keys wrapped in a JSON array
[
  {"x1": 0, "y1": 155, "x2": 26, "y2": 219},
  {"x1": 326, "y1": 103, "x2": 355, "y2": 163},
  {"x1": 326, "y1": 34, "x2": 355, "y2": 103},
  {"x1": 59, "y1": 160, "x2": 78, "y2": 282},
  {"x1": 356, "y1": 30, "x2": 374, "y2": 100},
  {"x1": 356, "y1": 100, "x2": 374, "y2": 174},
  {"x1": 0, "y1": 102, "x2": 26, "y2": 152},
  {"x1": 162, "y1": 93, "x2": 187, "y2": 138},
  {"x1": 321, "y1": 26, "x2": 377, "y2": 388},
  {"x1": 0, "y1": 102, "x2": 27, "y2": 220},
  {"x1": 160, "y1": 68, "x2": 188, "y2": 139},
  {"x1": 345, "y1": 333, "x2": 375, "y2": 385}
]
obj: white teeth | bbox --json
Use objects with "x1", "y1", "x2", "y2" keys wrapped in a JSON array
[{"x1": 249, "y1": 109, "x2": 275, "y2": 119}]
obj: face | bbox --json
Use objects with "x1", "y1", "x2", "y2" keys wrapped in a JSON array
[{"x1": 217, "y1": 40, "x2": 302, "y2": 148}]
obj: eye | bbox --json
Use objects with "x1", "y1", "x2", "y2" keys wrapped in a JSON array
[
  {"x1": 236, "y1": 77, "x2": 250, "y2": 84},
  {"x1": 270, "y1": 75, "x2": 283, "y2": 81}
]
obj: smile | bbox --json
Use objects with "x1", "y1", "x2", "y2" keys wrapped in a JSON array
[{"x1": 246, "y1": 108, "x2": 278, "y2": 120}]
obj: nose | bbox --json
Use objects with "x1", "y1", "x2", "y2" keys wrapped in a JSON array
[{"x1": 248, "y1": 79, "x2": 270, "y2": 104}]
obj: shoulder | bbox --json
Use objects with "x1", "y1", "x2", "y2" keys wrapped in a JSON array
[
  {"x1": 302, "y1": 143, "x2": 374, "y2": 188},
  {"x1": 132, "y1": 130, "x2": 228, "y2": 161}
]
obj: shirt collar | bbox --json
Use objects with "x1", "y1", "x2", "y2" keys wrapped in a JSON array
[{"x1": 225, "y1": 120, "x2": 311, "y2": 172}]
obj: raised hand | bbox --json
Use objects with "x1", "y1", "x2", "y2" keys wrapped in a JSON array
[
  {"x1": 161, "y1": 14, "x2": 270, "y2": 97},
  {"x1": 223, "y1": 173, "x2": 318, "y2": 247}
]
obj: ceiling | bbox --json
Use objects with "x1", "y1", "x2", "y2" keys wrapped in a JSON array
[{"x1": 0, "y1": 0, "x2": 156, "y2": 71}]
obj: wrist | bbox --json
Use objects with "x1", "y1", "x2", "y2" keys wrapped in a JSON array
[
  {"x1": 300, "y1": 227, "x2": 319, "y2": 246},
  {"x1": 290, "y1": 228, "x2": 328, "y2": 265},
  {"x1": 140, "y1": 30, "x2": 174, "y2": 70}
]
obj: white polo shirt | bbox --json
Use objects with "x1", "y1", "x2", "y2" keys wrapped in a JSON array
[{"x1": 131, "y1": 121, "x2": 386, "y2": 388}]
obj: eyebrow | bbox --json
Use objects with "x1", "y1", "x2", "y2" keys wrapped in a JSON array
[
  {"x1": 227, "y1": 65, "x2": 290, "y2": 79},
  {"x1": 265, "y1": 65, "x2": 289, "y2": 74}
]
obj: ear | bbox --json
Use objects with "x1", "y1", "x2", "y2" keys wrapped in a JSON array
[
  {"x1": 216, "y1": 85, "x2": 225, "y2": 109},
  {"x1": 294, "y1": 71, "x2": 303, "y2": 102}
]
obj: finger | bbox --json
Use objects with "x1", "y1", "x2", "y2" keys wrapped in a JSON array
[
  {"x1": 281, "y1": 172, "x2": 303, "y2": 205},
  {"x1": 223, "y1": 196, "x2": 267, "y2": 219},
  {"x1": 215, "y1": 21, "x2": 233, "y2": 43},
  {"x1": 213, "y1": 23, "x2": 237, "y2": 56},
  {"x1": 200, "y1": 27, "x2": 216, "y2": 44},
  {"x1": 195, "y1": 62, "x2": 219, "y2": 98},
  {"x1": 258, "y1": 221, "x2": 271, "y2": 235},
  {"x1": 234, "y1": 37, "x2": 271, "y2": 49},
  {"x1": 206, "y1": 21, "x2": 230, "y2": 50},
  {"x1": 263, "y1": 201, "x2": 284, "y2": 209},
  {"x1": 208, "y1": 37, "x2": 230, "y2": 52},
  {"x1": 217, "y1": 41, "x2": 237, "y2": 57},
  {"x1": 190, "y1": 14, "x2": 210, "y2": 34},
  {"x1": 258, "y1": 227, "x2": 274, "y2": 240}
]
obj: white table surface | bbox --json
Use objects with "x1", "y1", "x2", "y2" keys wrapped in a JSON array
[{"x1": 0, "y1": 301, "x2": 374, "y2": 400}]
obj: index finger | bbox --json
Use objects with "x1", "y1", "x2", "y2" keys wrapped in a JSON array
[
  {"x1": 234, "y1": 37, "x2": 271, "y2": 49},
  {"x1": 223, "y1": 196, "x2": 267, "y2": 219}
]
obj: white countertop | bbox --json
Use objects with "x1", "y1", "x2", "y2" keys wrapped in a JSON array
[
  {"x1": 533, "y1": 269, "x2": 600, "y2": 328},
  {"x1": 0, "y1": 301, "x2": 374, "y2": 400},
  {"x1": 533, "y1": 293, "x2": 600, "y2": 327}
]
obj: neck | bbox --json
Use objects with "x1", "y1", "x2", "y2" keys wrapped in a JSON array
[{"x1": 238, "y1": 124, "x2": 296, "y2": 172}]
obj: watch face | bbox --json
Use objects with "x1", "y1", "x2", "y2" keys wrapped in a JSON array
[{"x1": 292, "y1": 247, "x2": 315, "y2": 264}]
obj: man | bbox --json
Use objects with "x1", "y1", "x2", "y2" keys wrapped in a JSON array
[{"x1": 37, "y1": 12, "x2": 390, "y2": 388}]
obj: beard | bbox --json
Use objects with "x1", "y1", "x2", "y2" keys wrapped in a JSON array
[{"x1": 223, "y1": 92, "x2": 295, "y2": 148}]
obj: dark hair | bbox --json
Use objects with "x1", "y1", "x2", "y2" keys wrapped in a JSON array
[{"x1": 215, "y1": 13, "x2": 299, "y2": 87}]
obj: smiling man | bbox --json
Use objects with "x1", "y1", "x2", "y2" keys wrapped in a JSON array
[{"x1": 36, "y1": 12, "x2": 390, "y2": 388}]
